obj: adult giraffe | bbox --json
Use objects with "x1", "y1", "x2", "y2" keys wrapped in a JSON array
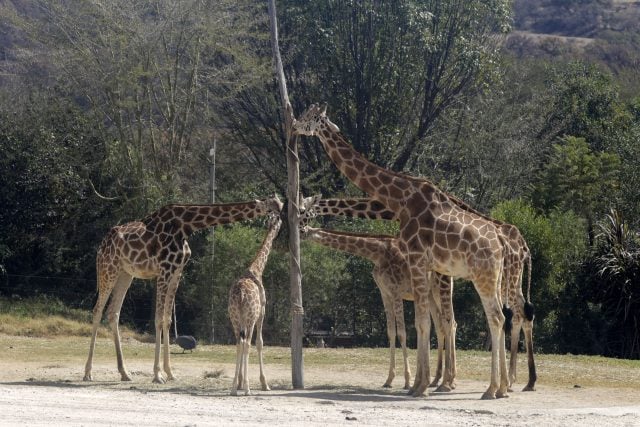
[
  {"x1": 303, "y1": 196, "x2": 536, "y2": 391},
  {"x1": 293, "y1": 104, "x2": 508, "y2": 399},
  {"x1": 300, "y1": 223, "x2": 455, "y2": 391},
  {"x1": 84, "y1": 195, "x2": 283, "y2": 384}
]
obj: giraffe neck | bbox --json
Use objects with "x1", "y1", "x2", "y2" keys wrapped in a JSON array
[
  {"x1": 143, "y1": 201, "x2": 263, "y2": 238},
  {"x1": 304, "y1": 227, "x2": 393, "y2": 263},
  {"x1": 248, "y1": 218, "x2": 282, "y2": 277},
  {"x1": 316, "y1": 124, "x2": 410, "y2": 207},
  {"x1": 315, "y1": 198, "x2": 399, "y2": 221}
]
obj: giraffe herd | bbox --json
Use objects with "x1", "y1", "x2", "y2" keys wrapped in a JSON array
[{"x1": 84, "y1": 102, "x2": 536, "y2": 399}]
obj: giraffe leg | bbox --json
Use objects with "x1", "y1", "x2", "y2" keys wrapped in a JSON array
[
  {"x1": 84, "y1": 269, "x2": 117, "y2": 381},
  {"x1": 429, "y1": 290, "x2": 444, "y2": 389},
  {"x1": 498, "y1": 321, "x2": 509, "y2": 398},
  {"x1": 152, "y1": 283, "x2": 166, "y2": 384},
  {"x1": 522, "y1": 319, "x2": 537, "y2": 391},
  {"x1": 479, "y1": 291, "x2": 508, "y2": 400},
  {"x1": 380, "y1": 293, "x2": 397, "y2": 388},
  {"x1": 394, "y1": 297, "x2": 412, "y2": 390},
  {"x1": 231, "y1": 337, "x2": 243, "y2": 396},
  {"x1": 433, "y1": 314, "x2": 451, "y2": 392},
  {"x1": 105, "y1": 272, "x2": 134, "y2": 381},
  {"x1": 448, "y1": 318, "x2": 458, "y2": 390},
  {"x1": 161, "y1": 271, "x2": 183, "y2": 382},
  {"x1": 508, "y1": 315, "x2": 524, "y2": 392},
  {"x1": 441, "y1": 277, "x2": 457, "y2": 391},
  {"x1": 410, "y1": 268, "x2": 432, "y2": 398},
  {"x1": 256, "y1": 308, "x2": 270, "y2": 391},
  {"x1": 243, "y1": 324, "x2": 255, "y2": 396}
]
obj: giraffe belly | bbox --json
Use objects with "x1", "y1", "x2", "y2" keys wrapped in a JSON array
[{"x1": 122, "y1": 261, "x2": 159, "y2": 280}]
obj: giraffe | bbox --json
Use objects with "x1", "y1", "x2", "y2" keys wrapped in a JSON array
[
  {"x1": 299, "y1": 195, "x2": 458, "y2": 392},
  {"x1": 228, "y1": 211, "x2": 283, "y2": 396},
  {"x1": 299, "y1": 223, "x2": 455, "y2": 390},
  {"x1": 293, "y1": 104, "x2": 509, "y2": 399},
  {"x1": 84, "y1": 195, "x2": 283, "y2": 384},
  {"x1": 303, "y1": 196, "x2": 536, "y2": 392}
]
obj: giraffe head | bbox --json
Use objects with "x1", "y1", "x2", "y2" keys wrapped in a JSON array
[
  {"x1": 256, "y1": 194, "x2": 284, "y2": 217},
  {"x1": 298, "y1": 193, "x2": 322, "y2": 229},
  {"x1": 293, "y1": 103, "x2": 340, "y2": 136}
]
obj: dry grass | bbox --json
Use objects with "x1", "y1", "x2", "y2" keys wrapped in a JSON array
[
  {"x1": 0, "y1": 299, "x2": 637, "y2": 391},
  {"x1": 0, "y1": 334, "x2": 638, "y2": 390}
]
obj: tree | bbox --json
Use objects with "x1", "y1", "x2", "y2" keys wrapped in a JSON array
[
  {"x1": 544, "y1": 61, "x2": 628, "y2": 152},
  {"x1": 219, "y1": 0, "x2": 511, "y2": 195},
  {"x1": 491, "y1": 199, "x2": 588, "y2": 352},
  {"x1": 532, "y1": 136, "x2": 620, "y2": 245},
  {"x1": 567, "y1": 209, "x2": 640, "y2": 358},
  {"x1": 24, "y1": 0, "x2": 267, "y2": 215},
  {"x1": 0, "y1": 96, "x2": 112, "y2": 301}
]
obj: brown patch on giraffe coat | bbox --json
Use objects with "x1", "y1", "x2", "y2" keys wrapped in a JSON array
[
  {"x1": 129, "y1": 239, "x2": 144, "y2": 251},
  {"x1": 369, "y1": 175, "x2": 382, "y2": 188}
]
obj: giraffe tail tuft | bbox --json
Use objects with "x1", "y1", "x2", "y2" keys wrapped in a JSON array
[
  {"x1": 524, "y1": 302, "x2": 535, "y2": 321},
  {"x1": 239, "y1": 329, "x2": 247, "y2": 340},
  {"x1": 502, "y1": 304, "x2": 513, "y2": 333}
]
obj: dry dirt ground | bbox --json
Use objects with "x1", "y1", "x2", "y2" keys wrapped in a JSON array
[{"x1": 1, "y1": 337, "x2": 639, "y2": 426}]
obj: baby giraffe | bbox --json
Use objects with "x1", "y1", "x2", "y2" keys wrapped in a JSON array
[{"x1": 228, "y1": 209, "x2": 283, "y2": 396}]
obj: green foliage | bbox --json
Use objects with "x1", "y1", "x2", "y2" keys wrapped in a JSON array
[
  {"x1": 0, "y1": 295, "x2": 91, "y2": 323},
  {"x1": 0, "y1": 97, "x2": 113, "y2": 299},
  {"x1": 532, "y1": 136, "x2": 620, "y2": 242},
  {"x1": 217, "y1": 0, "x2": 512, "y2": 197},
  {"x1": 545, "y1": 62, "x2": 629, "y2": 151},
  {"x1": 559, "y1": 209, "x2": 640, "y2": 359},
  {"x1": 491, "y1": 199, "x2": 588, "y2": 352}
]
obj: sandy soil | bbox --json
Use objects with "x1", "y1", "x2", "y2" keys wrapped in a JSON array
[{"x1": 1, "y1": 351, "x2": 639, "y2": 427}]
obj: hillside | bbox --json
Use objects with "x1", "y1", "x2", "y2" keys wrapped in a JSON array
[{"x1": 508, "y1": 0, "x2": 640, "y2": 67}]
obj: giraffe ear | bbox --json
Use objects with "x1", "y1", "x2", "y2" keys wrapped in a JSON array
[{"x1": 320, "y1": 103, "x2": 328, "y2": 116}]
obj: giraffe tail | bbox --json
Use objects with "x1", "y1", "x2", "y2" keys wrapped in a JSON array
[
  {"x1": 524, "y1": 251, "x2": 535, "y2": 322},
  {"x1": 239, "y1": 329, "x2": 247, "y2": 340}
]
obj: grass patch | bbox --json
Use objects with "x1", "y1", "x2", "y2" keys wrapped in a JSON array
[
  {"x1": 1, "y1": 334, "x2": 637, "y2": 390},
  {"x1": 0, "y1": 295, "x2": 138, "y2": 339}
]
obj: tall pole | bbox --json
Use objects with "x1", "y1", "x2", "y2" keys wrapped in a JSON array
[
  {"x1": 209, "y1": 140, "x2": 216, "y2": 343},
  {"x1": 267, "y1": 0, "x2": 304, "y2": 389}
]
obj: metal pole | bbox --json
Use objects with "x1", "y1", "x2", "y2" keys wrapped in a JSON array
[{"x1": 209, "y1": 140, "x2": 216, "y2": 343}]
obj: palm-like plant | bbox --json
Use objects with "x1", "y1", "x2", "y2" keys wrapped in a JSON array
[{"x1": 593, "y1": 208, "x2": 640, "y2": 358}]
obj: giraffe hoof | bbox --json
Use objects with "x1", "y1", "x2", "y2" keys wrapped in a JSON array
[
  {"x1": 382, "y1": 383, "x2": 392, "y2": 388},
  {"x1": 152, "y1": 376, "x2": 166, "y2": 384},
  {"x1": 435, "y1": 384, "x2": 452, "y2": 393},
  {"x1": 412, "y1": 390, "x2": 427, "y2": 398},
  {"x1": 481, "y1": 391, "x2": 496, "y2": 400},
  {"x1": 428, "y1": 380, "x2": 439, "y2": 388},
  {"x1": 262, "y1": 385, "x2": 271, "y2": 391},
  {"x1": 522, "y1": 385, "x2": 536, "y2": 392},
  {"x1": 83, "y1": 376, "x2": 92, "y2": 382},
  {"x1": 496, "y1": 391, "x2": 510, "y2": 399},
  {"x1": 230, "y1": 390, "x2": 238, "y2": 396},
  {"x1": 120, "y1": 373, "x2": 132, "y2": 382}
]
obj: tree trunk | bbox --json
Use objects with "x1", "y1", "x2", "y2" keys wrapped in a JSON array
[{"x1": 267, "y1": 0, "x2": 304, "y2": 389}]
